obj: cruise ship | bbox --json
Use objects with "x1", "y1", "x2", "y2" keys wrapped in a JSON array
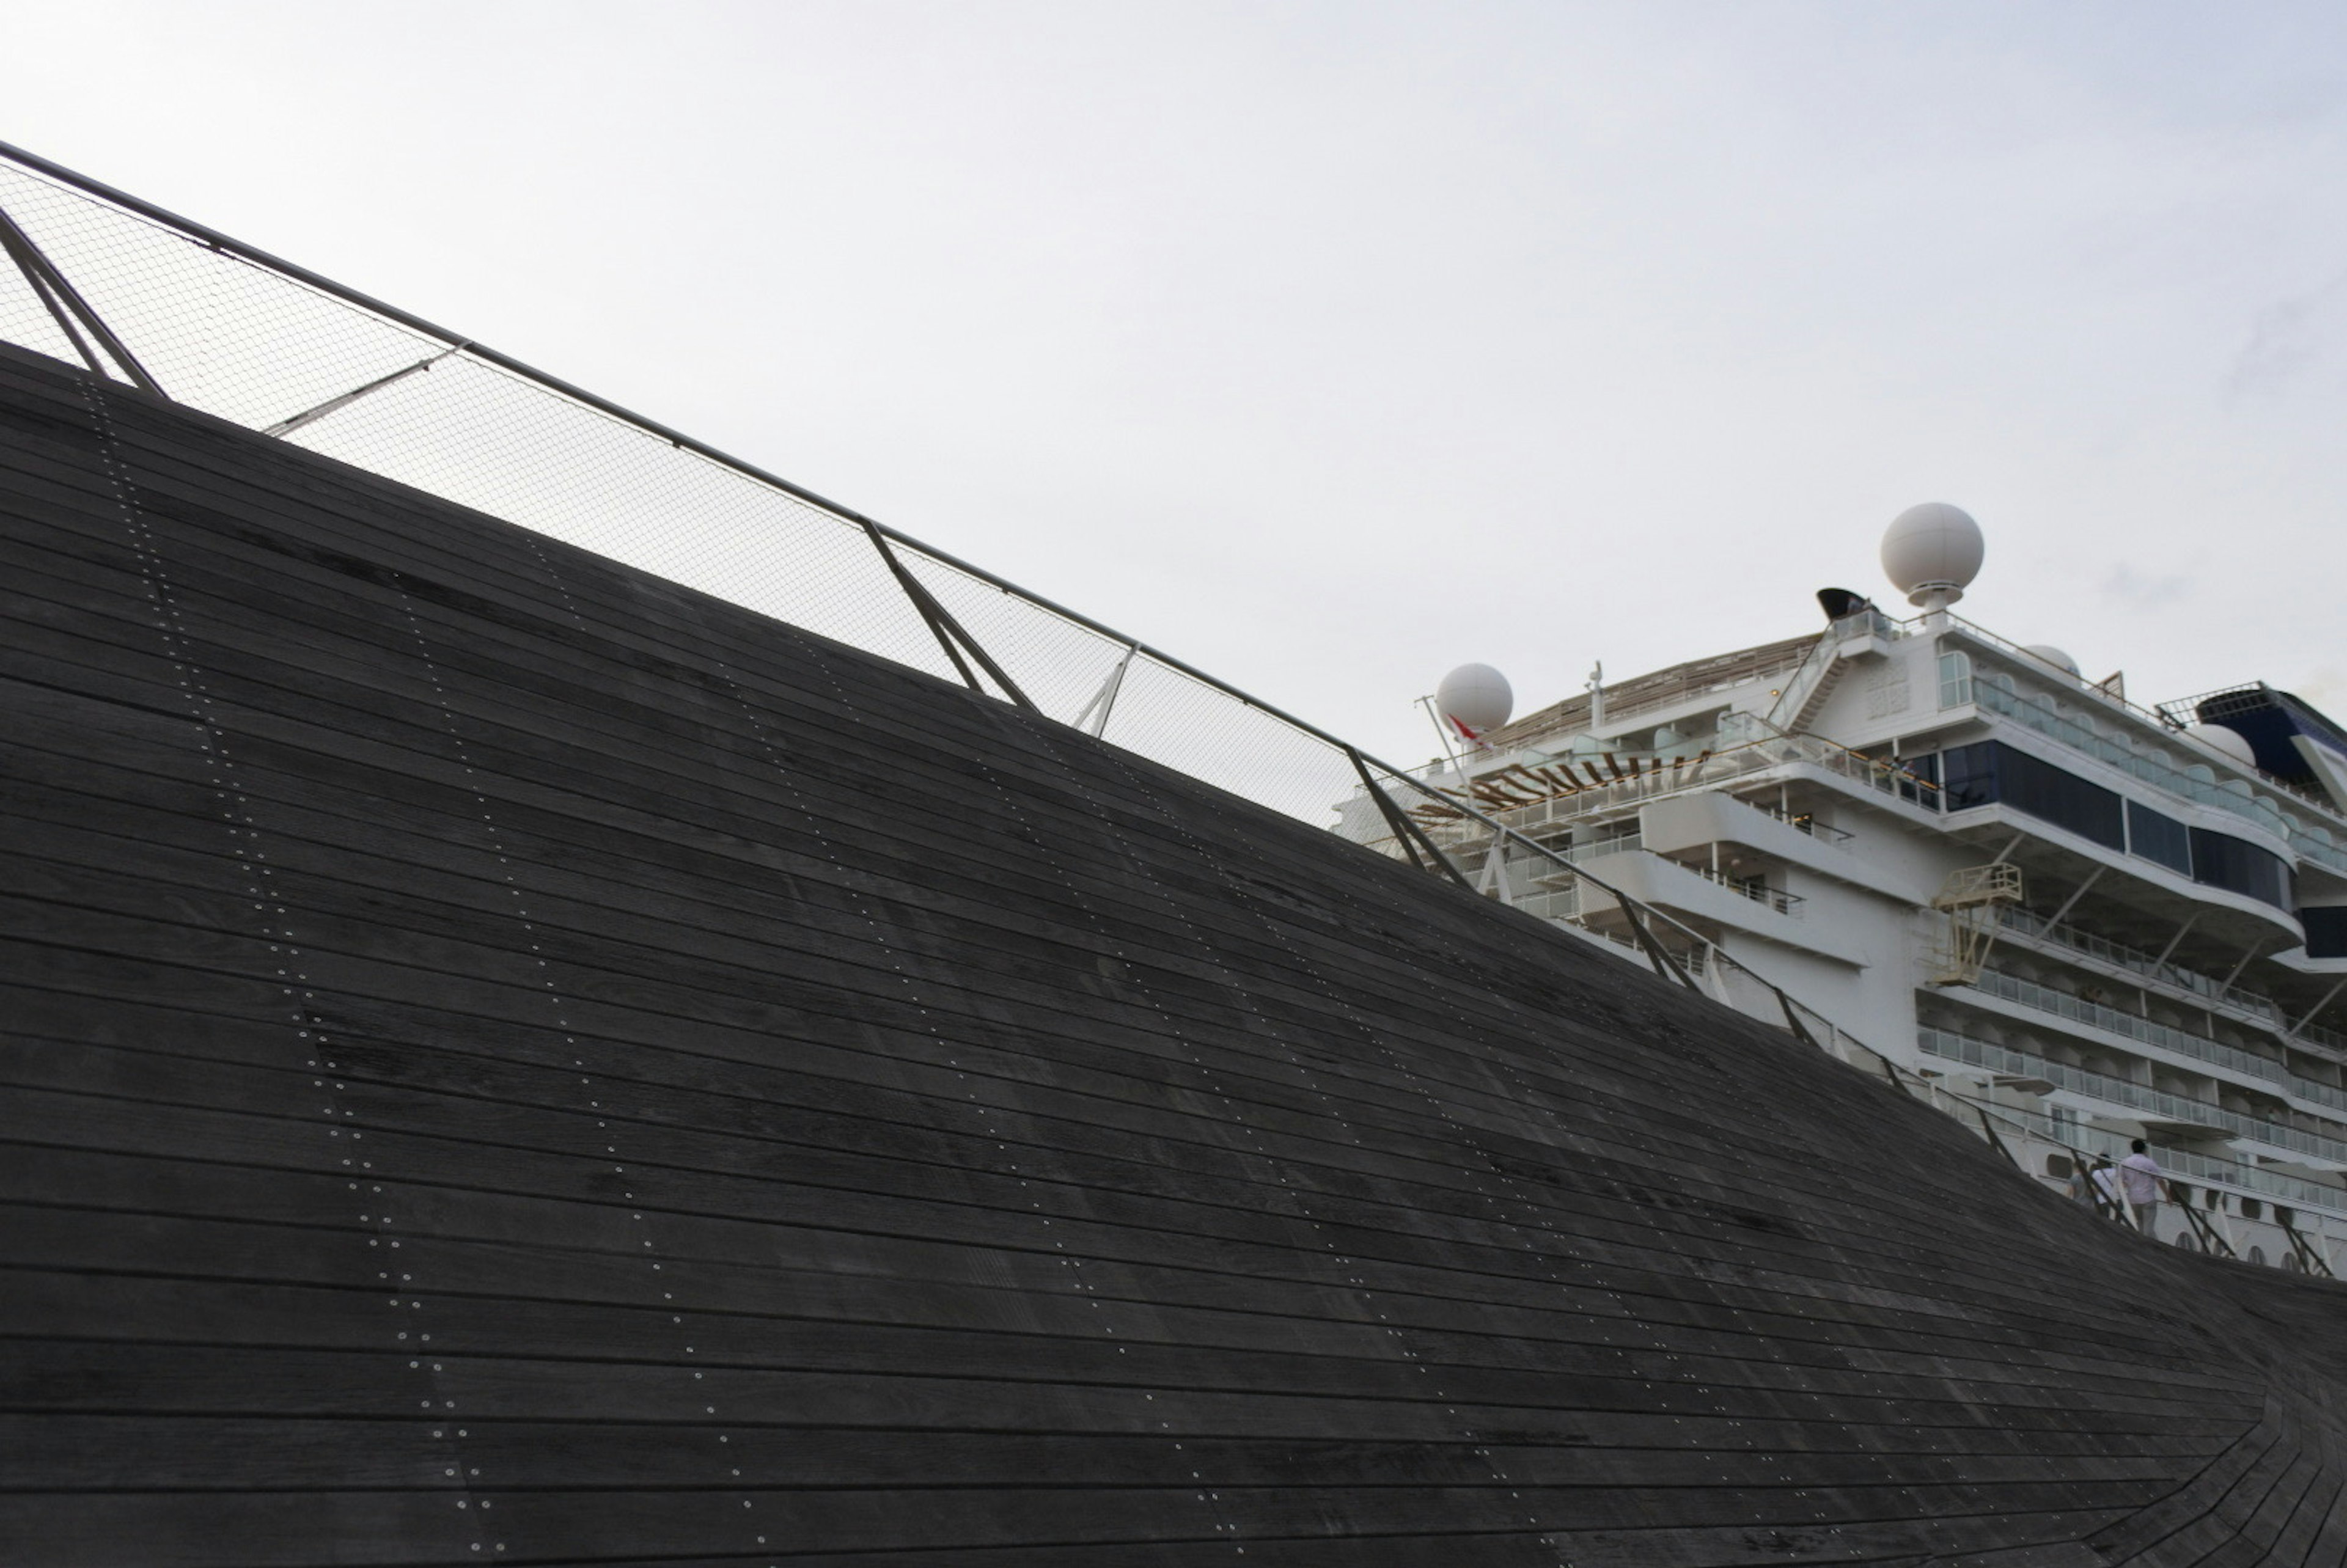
[{"x1": 1351, "y1": 503, "x2": 2347, "y2": 1274}]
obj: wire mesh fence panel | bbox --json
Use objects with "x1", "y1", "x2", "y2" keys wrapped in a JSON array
[
  {"x1": 283, "y1": 353, "x2": 963, "y2": 686},
  {"x1": 0, "y1": 162, "x2": 441, "y2": 426},
  {"x1": 12, "y1": 143, "x2": 2295, "y2": 1230},
  {"x1": 0, "y1": 233, "x2": 84, "y2": 368},
  {"x1": 896, "y1": 548, "x2": 1137, "y2": 727},
  {"x1": 1095, "y1": 653, "x2": 1358, "y2": 827}
]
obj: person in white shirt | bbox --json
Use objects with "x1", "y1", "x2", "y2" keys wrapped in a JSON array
[
  {"x1": 2119, "y1": 1140, "x2": 2168, "y2": 1239},
  {"x1": 2086, "y1": 1159, "x2": 2121, "y2": 1214}
]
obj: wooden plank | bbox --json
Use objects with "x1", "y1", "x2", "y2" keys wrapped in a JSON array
[{"x1": 8, "y1": 326, "x2": 2347, "y2": 1568}]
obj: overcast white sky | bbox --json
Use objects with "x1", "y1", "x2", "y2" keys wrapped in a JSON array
[{"x1": 7, "y1": 1, "x2": 2345, "y2": 765}]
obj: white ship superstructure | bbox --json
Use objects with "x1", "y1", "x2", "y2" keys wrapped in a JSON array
[{"x1": 1351, "y1": 506, "x2": 2347, "y2": 1272}]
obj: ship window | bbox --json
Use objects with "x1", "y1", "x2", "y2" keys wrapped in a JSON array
[
  {"x1": 2125, "y1": 800, "x2": 2192, "y2": 876},
  {"x1": 2305, "y1": 907, "x2": 2347, "y2": 960},
  {"x1": 1939, "y1": 742, "x2": 1997, "y2": 810},
  {"x1": 2188, "y1": 827, "x2": 2292, "y2": 910},
  {"x1": 1995, "y1": 744, "x2": 2125, "y2": 850},
  {"x1": 1933, "y1": 741, "x2": 2126, "y2": 849},
  {"x1": 1937, "y1": 650, "x2": 1974, "y2": 709},
  {"x1": 2250, "y1": 1246, "x2": 2268, "y2": 1267},
  {"x1": 2241, "y1": 1198, "x2": 2263, "y2": 1221}
]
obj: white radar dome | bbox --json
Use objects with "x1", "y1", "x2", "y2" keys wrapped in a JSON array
[
  {"x1": 2184, "y1": 723, "x2": 2257, "y2": 770},
  {"x1": 1436, "y1": 663, "x2": 1513, "y2": 738},
  {"x1": 1881, "y1": 502, "x2": 1985, "y2": 608},
  {"x1": 2022, "y1": 645, "x2": 2081, "y2": 679}
]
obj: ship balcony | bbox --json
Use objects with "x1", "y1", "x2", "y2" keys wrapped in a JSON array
[
  {"x1": 1565, "y1": 842, "x2": 1845, "y2": 959},
  {"x1": 1969, "y1": 1088, "x2": 2347, "y2": 1229},
  {"x1": 1985, "y1": 907, "x2": 2347, "y2": 1066},
  {"x1": 1637, "y1": 791, "x2": 1928, "y2": 904},
  {"x1": 1919, "y1": 1027, "x2": 2347, "y2": 1170},
  {"x1": 1936, "y1": 969, "x2": 2347, "y2": 1128},
  {"x1": 1935, "y1": 801, "x2": 2305, "y2": 957},
  {"x1": 1988, "y1": 906, "x2": 2294, "y2": 1038}
]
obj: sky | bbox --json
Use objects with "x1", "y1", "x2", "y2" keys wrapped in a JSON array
[{"x1": 6, "y1": 0, "x2": 2346, "y2": 768}]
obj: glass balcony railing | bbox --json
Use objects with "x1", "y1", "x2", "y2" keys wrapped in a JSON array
[
  {"x1": 1994, "y1": 907, "x2": 2283, "y2": 1027},
  {"x1": 1968, "y1": 969, "x2": 2286, "y2": 1086},
  {"x1": 1983, "y1": 1097, "x2": 2347, "y2": 1219},
  {"x1": 1919, "y1": 1028, "x2": 2347, "y2": 1166},
  {"x1": 1965, "y1": 968, "x2": 2347, "y2": 1116},
  {"x1": 1972, "y1": 676, "x2": 2347, "y2": 876}
]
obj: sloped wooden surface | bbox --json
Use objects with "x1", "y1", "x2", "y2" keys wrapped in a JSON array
[{"x1": 2, "y1": 339, "x2": 2344, "y2": 1564}]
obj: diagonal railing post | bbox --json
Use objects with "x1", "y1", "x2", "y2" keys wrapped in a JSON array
[
  {"x1": 265, "y1": 343, "x2": 468, "y2": 438},
  {"x1": 1071, "y1": 643, "x2": 1137, "y2": 738},
  {"x1": 0, "y1": 197, "x2": 164, "y2": 397},
  {"x1": 1617, "y1": 899, "x2": 1698, "y2": 991},
  {"x1": 861, "y1": 522, "x2": 1037, "y2": 712},
  {"x1": 1348, "y1": 750, "x2": 1470, "y2": 892}
]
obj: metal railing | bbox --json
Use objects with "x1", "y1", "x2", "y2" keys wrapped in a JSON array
[
  {"x1": 9, "y1": 142, "x2": 2339, "y2": 1267},
  {"x1": 1965, "y1": 969, "x2": 2290, "y2": 1090},
  {"x1": 1971, "y1": 672, "x2": 2347, "y2": 874},
  {"x1": 0, "y1": 141, "x2": 1400, "y2": 829},
  {"x1": 0, "y1": 141, "x2": 1846, "y2": 1021},
  {"x1": 1994, "y1": 907, "x2": 2286, "y2": 1028},
  {"x1": 1919, "y1": 1028, "x2": 2347, "y2": 1167},
  {"x1": 1761, "y1": 610, "x2": 1900, "y2": 731},
  {"x1": 1693, "y1": 866, "x2": 1804, "y2": 916},
  {"x1": 1967, "y1": 1096, "x2": 2347, "y2": 1227}
]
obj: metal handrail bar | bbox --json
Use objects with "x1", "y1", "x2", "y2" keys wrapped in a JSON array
[
  {"x1": 1994, "y1": 906, "x2": 2285, "y2": 1027},
  {"x1": 1919, "y1": 1027, "x2": 2347, "y2": 1166},
  {"x1": 0, "y1": 144, "x2": 1852, "y2": 1093},
  {"x1": 1953, "y1": 630, "x2": 2347, "y2": 832},
  {"x1": 15, "y1": 141, "x2": 2339, "y2": 1265},
  {"x1": 1967, "y1": 968, "x2": 2291, "y2": 1089},
  {"x1": 1690, "y1": 865, "x2": 1803, "y2": 915},
  {"x1": 1943, "y1": 1087, "x2": 2347, "y2": 1239},
  {"x1": 0, "y1": 139, "x2": 1385, "y2": 774}
]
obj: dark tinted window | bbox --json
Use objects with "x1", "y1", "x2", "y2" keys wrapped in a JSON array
[
  {"x1": 2126, "y1": 800, "x2": 2192, "y2": 876},
  {"x1": 1996, "y1": 744, "x2": 2125, "y2": 849},
  {"x1": 2189, "y1": 827, "x2": 2291, "y2": 909},
  {"x1": 1939, "y1": 742, "x2": 1997, "y2": 810},
  {"x1": 2307, "y1": 907, "x2": 2347, "y2": 959}
]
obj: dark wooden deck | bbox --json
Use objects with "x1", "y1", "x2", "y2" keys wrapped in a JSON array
[{"x1": 3, "y1": 338, "x2": 2345, "y2": 1564}]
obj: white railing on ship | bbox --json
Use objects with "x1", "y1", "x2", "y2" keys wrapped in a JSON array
[
  {"x1": 1762, "y1": 610, "x2": 1902, "y2": 730},
  {"x1": 1446, "y1": 730, "x2": 1938, "y2": 841},
  {"x1": 1692, "y1": 866, "x2": 1804, "y2": 916},
  {"x1": 1963, "y1": 972, "x2": 2347, "y2": 1119},
  {"x1": 1994, "y1": 906, "x2": 2285, "y2": 1028},
  {"x1": 1919, "y1": 1028, "x2": 2347, "y2": 1166},
  {"x1": 1970, "y1": 673, "x2": 2347, "y2": 874},
  {"x1": 1967, "y1": 970, "x2": 2289, "y2": 1086},
  {"x1": 1980, "y1": 1097, "x2": 2347, "y2": 1220}
]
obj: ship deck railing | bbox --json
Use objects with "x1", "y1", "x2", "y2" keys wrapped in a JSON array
[
  {"x1": 11, "y1": 137, "x2": 2337, "y2": 1286},
  {"x1": 1919, "y1": 1027, "x2": 2347, "y2": 1168}
]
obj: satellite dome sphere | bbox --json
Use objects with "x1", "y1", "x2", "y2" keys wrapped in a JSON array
[
  {"x1": 2022, "y1": 645, "x2": 2081, "y2": 678},
  {"x1": 1881, "y1": 503, "x2": 1985, "y2": 605},
  {"x1": 2184, "y1": 722, "x2": 2257, "y2": 769},
  {"x1": 1436, "y1": 663, "x2": 1513, "y2": 735}
]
